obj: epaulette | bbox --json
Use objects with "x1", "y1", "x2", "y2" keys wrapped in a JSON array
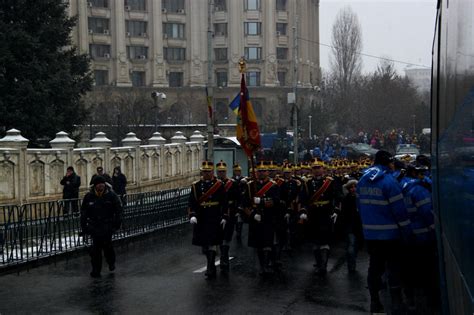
[
  {"x1": 325, "y1": 176, "x2": 334, "y2": 181},
  {"x1": 192, "y1": 180, "x2": 200, "y2": 185}
]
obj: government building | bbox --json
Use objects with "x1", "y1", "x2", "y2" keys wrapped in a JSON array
[{"x1": 68, "y1": 0, "x2": 320, "y2": 131}]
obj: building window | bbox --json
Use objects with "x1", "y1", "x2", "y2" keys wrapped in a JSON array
[
  {"x1": 126, "y1": 20, "x2": 147, "y2": 37},
  {"x1": 277, "y1": 71, "x2": 286, "y2": 86},
  {"x1": 131, "y1": 71, "x2": 146, "y2": 87},
  {"x1": 163, "y1": 23, "x2": 185, "y2": 39},
  {"x1": 162, "y1": 0, "x2": 184, "y2": 12},
  {"x1": 244, "y1": 0, "x2": 260, "y2": 11},
  {"x1": 214, "y1": 23, "x2": 227, "y2": 36},
  {"x1": 89, "y1": 44, "x2": 111, "y2": 59},
  {"x1": 125, "y1": 0, "x2": 146, "y2": 11},
  {"x1": 163, "y1": 48, "x2": 186, "y2": 61},
  {"x1": 277, "y1": 47, "x2": 288, "y2": 60},
  {"x1": 169, "y1": 72, "x2": 184, "y2": 87},
  {"x1": 215, "y1": 99, "x2": 229, "y2": 123},
  {"x1": 244, "y1": 22, "x2": 262, "y2": 35},
  {"x1": 88, "y1": 17, "x2": 110, "y2": 34},
  {"x1": 215, "y1": 0, "x2": 227, "y2": 11},
  {"x1": 94, "y1": 70, "x2": 109, "y2": 86},
  {"x1": 90, "y1": 0, "x2": 108, "y2": 8},
  {"x1": 244, "y1": 47, "x2": 262, "y2": 60},
  {"x1": 276, "y1": 0, "x2": 287, "y2": 11},
  {"x1": 214, "y1": 48, "x2": 227, "y2": 61},
  {"x1": 127, "y1": 46, "x2": 148, "y2": 59},
  {"x1": 216, "y1": 71, "x2": 228, "y2": 87},
  {"x1": 276, "y1": 23, "x2": 287, "y2": 35},
  {"x1": 246, "y1": 71, "x2": 261, "y2": 86}
]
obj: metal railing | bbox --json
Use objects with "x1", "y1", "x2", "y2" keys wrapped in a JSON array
[{"x1": 0, "y1": 187, "x2": 190, "y2": 267}]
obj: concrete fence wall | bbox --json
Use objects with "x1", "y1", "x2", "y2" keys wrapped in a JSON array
[{"x1": 0, "y1": 129, "x2": 205, "y2": 205}]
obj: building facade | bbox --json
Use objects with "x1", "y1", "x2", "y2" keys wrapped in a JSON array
[
  {"x1": 68, "y1": 0, "x2": 321, "y2": 130},
  {"x1": 404, "y1": 66, "x2": 431, "y2": 93}
]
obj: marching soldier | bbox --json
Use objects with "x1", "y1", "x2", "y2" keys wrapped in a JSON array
[
  {"x1": 232, "y1": 163, "x2": 246, "y2": 243},
  {"x1": 300, "y1": 158, "x2": 337, "y2": 275},
  {"x1": 215, "y1": 161, "x2": 240, "y2": 272},
  {"x1": 279, "y1": 163, "x2": 302, "y2": 249},
  {"x1": 188, "y1": 161, "x2": 228, "y2": 279},
  {"x1": 243, "y1": 161, "x2": 280, "y2": 275}
]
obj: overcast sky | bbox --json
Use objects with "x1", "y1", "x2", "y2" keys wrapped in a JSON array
[{"x1": 319, "y1": 0, "x2": 437, "y2": 75}]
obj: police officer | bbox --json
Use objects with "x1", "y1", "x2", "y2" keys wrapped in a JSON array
[
  {"x1": 188, "y1": 161, "x2": 228, "y2": 279},
  {"x1": 300, "y1": 158, "x2": 337, "y2": 275},
  {"x1": 401, "y1": 162, "x2": 437, "y2": 311},
  {"x1": 357, "y1": 150, "x2": 413, "y2": 314},
  {"x1": 80, "y1": 175, "x2": 123, "y2": 278},
  {"x1": 243, "y1": 161, "x2": 280, "y2": 275},
  {"x1": 215, "y1": 161, "x2": 239, "y2": 272}
]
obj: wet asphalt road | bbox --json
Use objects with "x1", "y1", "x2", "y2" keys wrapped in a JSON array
[{"x1": 0, "y1": 224, "x2": 371, "y2": 314}]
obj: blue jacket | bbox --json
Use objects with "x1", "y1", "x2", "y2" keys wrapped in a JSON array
[
  {"x1": 357, "y1": 165, "x2": 412, "y2": 240},
  {"x1": 402, "y1": 176, "x2": 435, "y2": 243}
]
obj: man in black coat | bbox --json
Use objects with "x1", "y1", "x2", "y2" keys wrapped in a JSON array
[
  {"x1": 81, "y1": 176, "x2": 123, "y2": 278},
  {"x1": 188, "y1": 161, "x2": 228, "y2": 279},
  {"x1": 60, "y1": 166, "x2": 81, "y2": 214},
  {"x1": 112, "y1": 166, "x2": 127, "y2": 204},
  {"x1": 90, "y1": 166, "x2": 113, "y2": 186}
]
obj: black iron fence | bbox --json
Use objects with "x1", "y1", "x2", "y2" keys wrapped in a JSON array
[{"x1": 0, "y1": 187, "x2": 190, "y2": 267}]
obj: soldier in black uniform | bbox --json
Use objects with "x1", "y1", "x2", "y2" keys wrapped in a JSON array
[
  {"x1": 188, "y1": 161, "x2": 228, "y2": 279},
  {"x1": 232, "y1": 164, "x2": 246, "y2": 244},
  {"x1": 279, "y1": 163, "x2": 302, "y2": 250},
  {"x1": 215, "y1": 161, "x2": 240, "y2": 272},
  {"x1": 300, "y1": 158, "x2": 337, "y2": 275},
  {"x1": 243, "y1": 161, "x2": 280, "y2": 275}
]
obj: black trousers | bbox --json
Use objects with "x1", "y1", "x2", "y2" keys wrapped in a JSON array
[
  {"x1": 366, "y1": 240, "x2": 403, "y2": 295},
  {"x1": 90, "y1": 235, "x2": 115, "y2": 273}
]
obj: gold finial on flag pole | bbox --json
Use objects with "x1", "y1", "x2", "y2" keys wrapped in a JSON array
[{"x1": 239, "y1": 57, "x2": 247, "y2": 73}]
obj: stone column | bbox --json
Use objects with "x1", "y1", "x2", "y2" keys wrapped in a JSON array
[
  {"x1": 113, "y1": 0, "x2": 132, "y2": 86},
  {"x1": 189, "y1": 0, "x2": 207, "y2": 87},
  {"x1": 0, "y1": 129, "x2": 29, "y2": 203},
  {"x1": 264, "y1": 0, "x2": 277, "y2": 87},
  {"x1": 151, "y1": 0, "x2": 167, "y2": 87},
  {"x1": 189, "y1": 130, "x2": 205, "y2": 142},
  {"x1": 122, "y1": 132, "x2": 141, "y2": 185},
  {"x1": 228, "y1": 0, "x2": 244, "y2": 87},
  {"x1": 90, "y1": 132, "x2": 112, "y2": 174},
  {"x1": 170, "y1": 131, "x2": 188, "y2": 144},
  {"x1": 50, "y1": 131, "x2": 76, "y2": 167},
  {"x1": 77, "y1": 0, "x2": 89, "y2": 54}
]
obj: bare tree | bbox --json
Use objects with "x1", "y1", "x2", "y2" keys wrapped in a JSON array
[{"x1": 330, "y1": 6, "x2": 362, "y2": 94}]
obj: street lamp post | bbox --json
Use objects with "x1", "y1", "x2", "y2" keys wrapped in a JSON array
[
  {"x1": 412, "y1": 114, "x2": 416, "y2": 135},
  {"x1": 308, "y1": 115, "x2": 312, "y2": 140},
  {"x1": 151, "y1": 91, "x2": 166, "y2": 132}
]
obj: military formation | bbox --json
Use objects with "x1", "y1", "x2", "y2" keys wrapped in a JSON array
[
  {"x1": 188, "y1": 151, "x2": 437, "y2": 314},
  {"x1": 187, "y1": 157, "x2": 371, "y2": 278}
]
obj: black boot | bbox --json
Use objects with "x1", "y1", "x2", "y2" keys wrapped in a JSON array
[
  {"x1": 369, "y1": 290, "x2": 384, "y2": 313},
  {"x1": 389, "y1": 287, "x2": 404, "y2": 314},
  {"x1": 318, "y1": 248, "x2": 329, "y2": 275},
  {"x1": 205, "y1": 250, "x2": 217, "y2": 279},
  {"x1": 235, "y1": 222, "x2": 243, "y2": 244},
  {"x1": 313, "y1": 249, "x2": 321, "y2": 270},
  {"x1": 257, "y1": 249, "x2": 266, "y2": 275},
  {"x1": 220, "y1": 245, "x2": 230, "y2": 272},
  {"x1": 272, "y1": 246, "x2": 282, "y2": 270},
  {"x1": 263, "y1": 250, "x2": 273, "y2": 274}
]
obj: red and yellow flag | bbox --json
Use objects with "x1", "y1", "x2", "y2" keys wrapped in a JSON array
[{"x1": 236, "y1": 74, "x2": 261, "y2": 157}]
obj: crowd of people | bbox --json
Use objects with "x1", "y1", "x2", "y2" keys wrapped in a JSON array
[{"x1": 189, "y1": 151, "x2": 437, "y2": 314}]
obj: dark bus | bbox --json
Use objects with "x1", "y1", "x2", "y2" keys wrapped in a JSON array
[{"x1": 431, "y1": 0, "x2": 474, "y2": 313}]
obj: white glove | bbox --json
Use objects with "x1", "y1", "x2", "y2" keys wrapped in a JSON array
[
  {"x1": 300, "y1": 213, "x2": 308, "y2": 221},
  {"x1": 253, "y1": 197, "x2": 261, "y2": 204},
  {"x1": 190, "y1": 217, "x2": 198, "y2": 224},
  {"x1": 220, "y1": 219, "x2": 227, "y2": 229},
  {"x1": 331, "y1": 213, "x2": 338, "y2": 223},
  {"x1": 254, "y1": 214, "x2": 262, "y2": 222},
  {"x1": 284, "y1": 213, "x2": 291, "y2": 220}
]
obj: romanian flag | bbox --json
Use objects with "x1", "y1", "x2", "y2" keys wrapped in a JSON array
[
  {"x1": 228, "y1": 93, "x2": 240, "y2": 115},
  {"x1": 236, "y1": 74, "x2": 261, "y2": 157}
]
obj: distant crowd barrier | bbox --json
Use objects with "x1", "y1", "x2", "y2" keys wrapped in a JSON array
[{"x1": 0, "y1": 187, "x2": 191, "y2": 268}]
